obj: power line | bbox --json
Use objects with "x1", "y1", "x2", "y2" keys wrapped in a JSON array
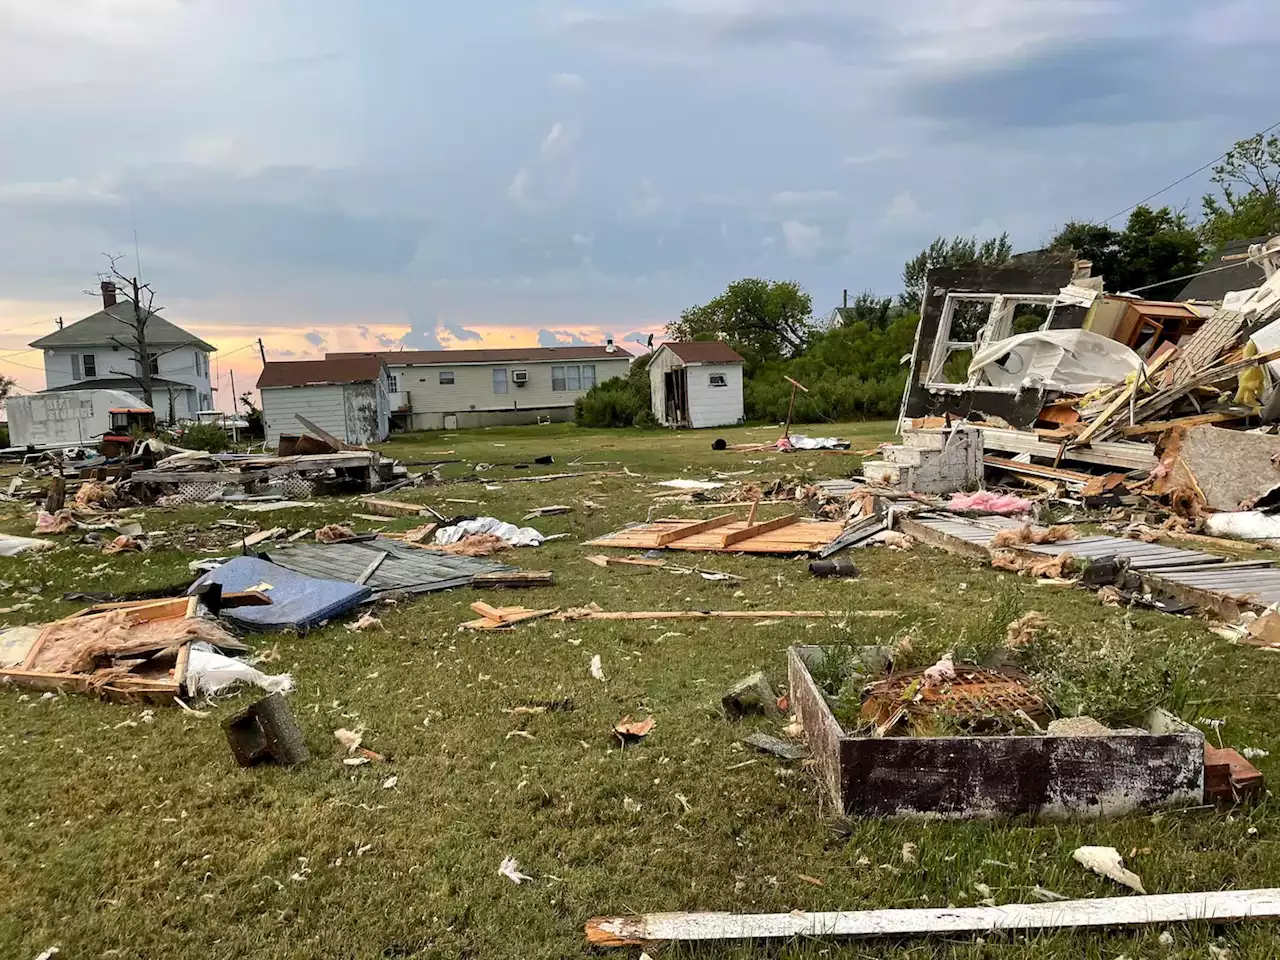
[
  {"x1": 1121, "y1": 259, "x2": 1249, "y2": 296},
  {"x1": 1100, "y1": 118, "x2": 1280, "y2": 225}
]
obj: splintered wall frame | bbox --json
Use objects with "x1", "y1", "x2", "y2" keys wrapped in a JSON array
[{"x1": 922, "y1": 292, "x2": 1063, "y2": 389}]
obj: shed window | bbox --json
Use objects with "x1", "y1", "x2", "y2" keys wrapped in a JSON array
[
  {"x1": 709, "y1": 373, "x2": 727, "y2": 387},
  {"x1": 492, "y1": 368, "x2": 508, "y2": 394},
  {"x1": 439, "y1": 370, "x2": 455, "y2": 385}
]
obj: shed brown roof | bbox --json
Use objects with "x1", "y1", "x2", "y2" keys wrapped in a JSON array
[
  {"x1": 660, "y1": 341, "x2": 745, "y2": 364},
  {"x1": 257, "y1": 358, "x2": 386, "y2": 389},
  {"x1": 326, "y1": 345, "x2": 632, "y2": 365}
]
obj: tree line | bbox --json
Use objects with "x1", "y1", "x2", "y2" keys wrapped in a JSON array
[{"x1": 575, "y1": 132, "x2": 1280, "y2": 427}]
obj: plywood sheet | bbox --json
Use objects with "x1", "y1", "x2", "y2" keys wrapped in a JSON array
[
  {"x1": 587, "y1": 518, "x2": 844, "y2": 553},
  {"x1": 1153, "y1": 424, "x2": 1280, "y2": 512}
]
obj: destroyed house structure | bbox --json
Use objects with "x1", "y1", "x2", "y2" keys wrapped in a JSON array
[{"x1": 326, "y1": 345, "x2": 633, "y2": 431}]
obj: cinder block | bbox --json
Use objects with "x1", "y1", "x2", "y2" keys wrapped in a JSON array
[{"x1": 223, "y1": 693, "x2": 310, "y2": 767}]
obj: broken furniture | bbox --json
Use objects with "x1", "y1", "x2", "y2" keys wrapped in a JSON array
[
  {"x1": 788, "y1": 645, "x2": 1204, "y2": 818},
  {"x1": 223, "y1": 693, "x2": 310, "y2": 767},
  {"x1": 587, "y1": 512, "x2": 845, "y2": 554},
  {"x1": 0, "y1": 593, "x2": 265, "y2": 701}
]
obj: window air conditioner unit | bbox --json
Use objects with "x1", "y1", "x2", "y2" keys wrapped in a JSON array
[{"x1": 512, "y1": 369, "x2": 529, "y2": 386}]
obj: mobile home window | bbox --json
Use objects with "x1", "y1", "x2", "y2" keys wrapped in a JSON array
[
  {"x1": 492, "y1": 367, "x2": 508, "y2": 394},
  {"x1": 552, "y1": 364, "x2": 596, "y2": 392},
  {"x1": 387, "y1": 374, "x2": 399, "y2": 392},
  {"x1": 709, "y1": 373, "x2": 727, "y2": 387},
  {"x1": 83, "y1": 354, "x2": 96, "y2": 378},
  {"x1": 439, "y1": 370, "x2": 455, "y2": 385}
]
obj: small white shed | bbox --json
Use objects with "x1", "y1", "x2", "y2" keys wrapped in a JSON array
[
  {"x1": 649, "y1": 341, "x2": 745, "y2": 429},
  {"x1": 257, "y1": 358, "x2": 390, "y2": 449}
]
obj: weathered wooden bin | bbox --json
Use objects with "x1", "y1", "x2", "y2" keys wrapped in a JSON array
[{"x1": 788, "y1": 645, "x2": 1204, "y2": 819}]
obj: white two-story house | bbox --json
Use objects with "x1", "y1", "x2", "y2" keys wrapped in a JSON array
[{"x1": 30, "y1": 281, "x2": 215, "y2": 422}]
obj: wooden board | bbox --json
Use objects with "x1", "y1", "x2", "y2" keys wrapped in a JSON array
[
  {"x1": 471, "y1": 570, "x2": 554, "y2": 588},
  {"x1": 360, "y1": 497, "x2": 425, "y2": 517},
  {"x1": 654, "y1": 514, "x2": 736, "y2": 546},
  {"x1": 462, "y1": 606, "x2": 558, "y2": 630},
  {"x1": 554, "y1": 610, "x2": 835, "y2": 621},
  {"x1": 588, "y1": 518, "x2": 844, "y2": 554},
  {"x1": 585, "y1": 889, "x2": 1280, "y2": 946},
  {"x1": 717, "y1": 514, "x2": 797, "y2": 548}
]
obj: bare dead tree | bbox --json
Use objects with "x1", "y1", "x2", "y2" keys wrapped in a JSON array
[{"x1": 86, "y1": 254, "x2": 187, "y2": 412}]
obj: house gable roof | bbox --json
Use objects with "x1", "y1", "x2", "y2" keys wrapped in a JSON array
[
  {"x1": 659, "y1": 341, "x2": 745, "y2": 364},
  {"x1": 29, "y1": 303, "x2": 215, "y2": 352},
  {"x1": 257, "y1": 358, "x2": 387, "y2": 389},
  {"x1": 326, "y1": 345, "x2": 632, "y2": 366}
]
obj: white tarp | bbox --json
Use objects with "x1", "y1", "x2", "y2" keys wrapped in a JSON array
[
  {"x1": 970, "y1": 330, "x2": 1143, "y2": 393},
  {"x1": 434, "y1": 516, "x2": 545, "y2": 547}
]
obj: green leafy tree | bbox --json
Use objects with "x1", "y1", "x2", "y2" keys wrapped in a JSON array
[
  {"x1": 837, "y1": 291, "x2": 896, "y2": 330},
  {"x1": 1202, "y1": 133, "x2": 1280, "y2": 247},
  {"x1": 899, "y1": 233, "x2": 1012, "y2": 313},
  {"x1": 1050, "y1": 206, "x2": 1201, "y2": 294},
  {"x1": 667, "y1": 278, "x2": 814, "y2": 368}
]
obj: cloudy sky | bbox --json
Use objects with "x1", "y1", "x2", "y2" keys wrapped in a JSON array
[{"x1": 0, "y1": 0, "x2": 1273, "y2": 407}]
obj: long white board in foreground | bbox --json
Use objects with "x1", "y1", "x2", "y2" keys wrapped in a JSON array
[{"x1": 586, "y1": 890, "x2": 1280, "y2": 947}]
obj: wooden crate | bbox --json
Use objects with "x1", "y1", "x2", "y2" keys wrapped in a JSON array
[{"x1": 788, "y1": 645, "x2": 1204, "y2": 819}]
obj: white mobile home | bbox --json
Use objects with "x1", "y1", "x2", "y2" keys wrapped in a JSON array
[
  {"x1": 257, "y1": 358, "x2": 390, "y2": 449},
  {"x1": 5, "y1": 389, "x2": 150, "y2": 449},
  {"x1": 326, "y1": 345, "x2": 633, "y2": 431},
  {"x1": 649, "y1": 341, "x2": 745, "y2": 429}
]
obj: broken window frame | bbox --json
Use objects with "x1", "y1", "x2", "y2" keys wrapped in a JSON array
[{"x1": 923, "y1": 292, "x2": 1063, "y2": 392}]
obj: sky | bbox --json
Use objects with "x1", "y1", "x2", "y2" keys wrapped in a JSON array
[{"x1": 0, "y1": 0, "x2": 1274, "y2": 410}]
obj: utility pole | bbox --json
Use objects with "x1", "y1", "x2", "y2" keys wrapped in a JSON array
[
  {"x1": 229, "y1": 368, "x2": 239, "y2": 445},
  {"x1": 257, "y1": 338, "x2": 267, "y2": 366}
]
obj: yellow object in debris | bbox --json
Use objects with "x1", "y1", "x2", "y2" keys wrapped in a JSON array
[{"x1": 1236, "y1": 340, "x2": 1264, "y2": 407}]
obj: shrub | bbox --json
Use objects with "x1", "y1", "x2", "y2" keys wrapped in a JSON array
[
  {"x1": 574, "y1": 354, "x2": 654, "y2": 428},
  {"x1": 179, "y1": 421, "x2": 231, "y2": 453}
]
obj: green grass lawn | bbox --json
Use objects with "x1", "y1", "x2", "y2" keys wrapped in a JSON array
[{"x1": 1, "y1": 420, "x2": 1278, "y2": 959}]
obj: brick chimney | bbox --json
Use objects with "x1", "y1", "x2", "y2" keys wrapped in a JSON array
[{"x1": 101, "y1": 280, "x2": 117, "y2": 308}]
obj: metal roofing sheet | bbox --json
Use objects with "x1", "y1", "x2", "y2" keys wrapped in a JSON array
[{"x1": 264, "y1": 539, "x2": 514, "y2": 597}]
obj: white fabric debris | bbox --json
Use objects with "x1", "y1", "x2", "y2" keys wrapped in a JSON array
[
  {"x1": 1072, "y1": 845, "x2": 1146, "y2": 894},
  {"x1": 786, "y1": 435, "x2": 844, "y2": 450},
  {"x1": 499, "y1": 856, "x2": 533, "y2": 884},
  {"x1": 655, "y1": 479, "x2": 725, "y2": 490},
  {"x1": 1205, "y1": 511, "x2": 1280, "y2": 543},
  {"x1": 434, "y1": 517, "x2": 545, "y2": 547},
  {"x1": 590, "y1": 654, "x2": 606, "y2": 681},
  {"x1": 0, "y1": 534, "x2": 55, "y2": 556},
  {"x1": 185, "y1": 642, "x2": 294, "y2": 697},
  {"x1": 970, "y1": 330, "x2": 1143, "y2": 393}
]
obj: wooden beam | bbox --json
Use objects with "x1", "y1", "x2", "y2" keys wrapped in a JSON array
[
  {"x1": 717, "y1": 514, "x2": 798, "y2": 548},
  {"x1": 471, "y1": 571, "x2": 554, "y2": 588},
  {"x1": 1116, "y1": 412, "x2": 1241, "y2": 437},
  {"x1": 294, "y1": 414, "x2": 354, "y2": 451},
  {"x1": 355, "y1": 551, "x2": 389, "y2": 585},
  {"x1": 585, "y1": 889, "x2": 1280, "y2": 947},
  {"x1": 360, "y1": 497, "x2": 425, "y2": 517},
  {"x1": 552, "y1": 610, "x2": 834, "y2": 621},
  {"x1": 653, "y1": 514, "x2": 737, "y2": 546},
  {"x1": 469, "y1": 601, "x2": 509, "y2": 621}
]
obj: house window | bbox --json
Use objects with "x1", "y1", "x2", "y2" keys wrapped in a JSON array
[
  {"x1": 709, "y1": 373, "x2": 727, "y2": 387},
  {"x1": 83, "y1": 354, "x2": 96, "y2": 378},
  {"x1": 924, "y1": 293, "x2": 1061, "y2": 387},
  {"x1": 439, "y1": 370, "x2": 455, "y2": 385},
  {"x1": 194, "y1": 351, "x2": 205, "y2": 376},
  {"x1": 552, "y1": 364, "x2": 597, "y2": 392},
  {"x1": 493, "y1": 367, "x2": 508, "y2": 394},
  {"x1": 387, "y1": 374, "x2": 399, "y2": 392},
  {"x1": 71, "y1": 355, "x2": 82, "y2": 381},
  {"x1": 148, "y1": 353, "x2": 160, "y2": 375}
]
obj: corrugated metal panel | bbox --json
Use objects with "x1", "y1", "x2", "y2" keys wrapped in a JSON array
[{"x1": 265, "y1": 539, "x2": 514, "y2": 598}]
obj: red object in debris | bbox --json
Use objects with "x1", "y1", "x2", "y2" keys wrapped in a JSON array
[{"x1": 1204, "y1": 745, "x2": 1265, "y2": 805}]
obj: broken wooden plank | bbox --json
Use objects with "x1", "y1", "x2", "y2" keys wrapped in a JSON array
[
  {"x1": 470, "y1": 601, "x2": 510, "y2": 622},
  {"x1": 553, "y1": 609, "x2": 835, "y2": 621},
  {"x1": 461, "y1": 606, "x2": 558, "y2": 630},
  {"x1": 471, "y1": 570, "x2": 554, "y2": 588},
  {"x1": 654, "y1": 514, "x2": 737, "y2": 546},
  {"x1": 1073, "y1": 348, "x2": 1176, "y2": 447},
  {"x1": 295, "y1": 414, "x2": 358, "y2": 452},
  {"x1": 584, "y1": 889, "x2": 1280, "y2": 946},
  {"x1": 360, "y1": 497, "x2": 425, "y2": 518},
  {"x1": 717, "y1": 513, "x2": 798, "y2": 548},
  {"x1": 241, "y1": 527, "x2": 286, "y2": 549},
  {"x1": 1116, "y1": 411, "x2": 1242, "y2": 437},
  {"x1": 355, "y1": 551, "x2": 389, "y2": 585}
]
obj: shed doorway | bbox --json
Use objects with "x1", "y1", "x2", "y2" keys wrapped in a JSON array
[{"x1": 663, "y1": 368, "x2": 690, "y2": 426}]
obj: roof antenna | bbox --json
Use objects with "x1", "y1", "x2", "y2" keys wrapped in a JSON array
[{"x1": 130, "y1": 197, "x2": 142, "y2": 279}]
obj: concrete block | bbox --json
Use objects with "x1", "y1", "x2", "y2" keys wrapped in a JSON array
[{"x1": 223, "y1": 693, "x2": 310, "y2": 767}]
